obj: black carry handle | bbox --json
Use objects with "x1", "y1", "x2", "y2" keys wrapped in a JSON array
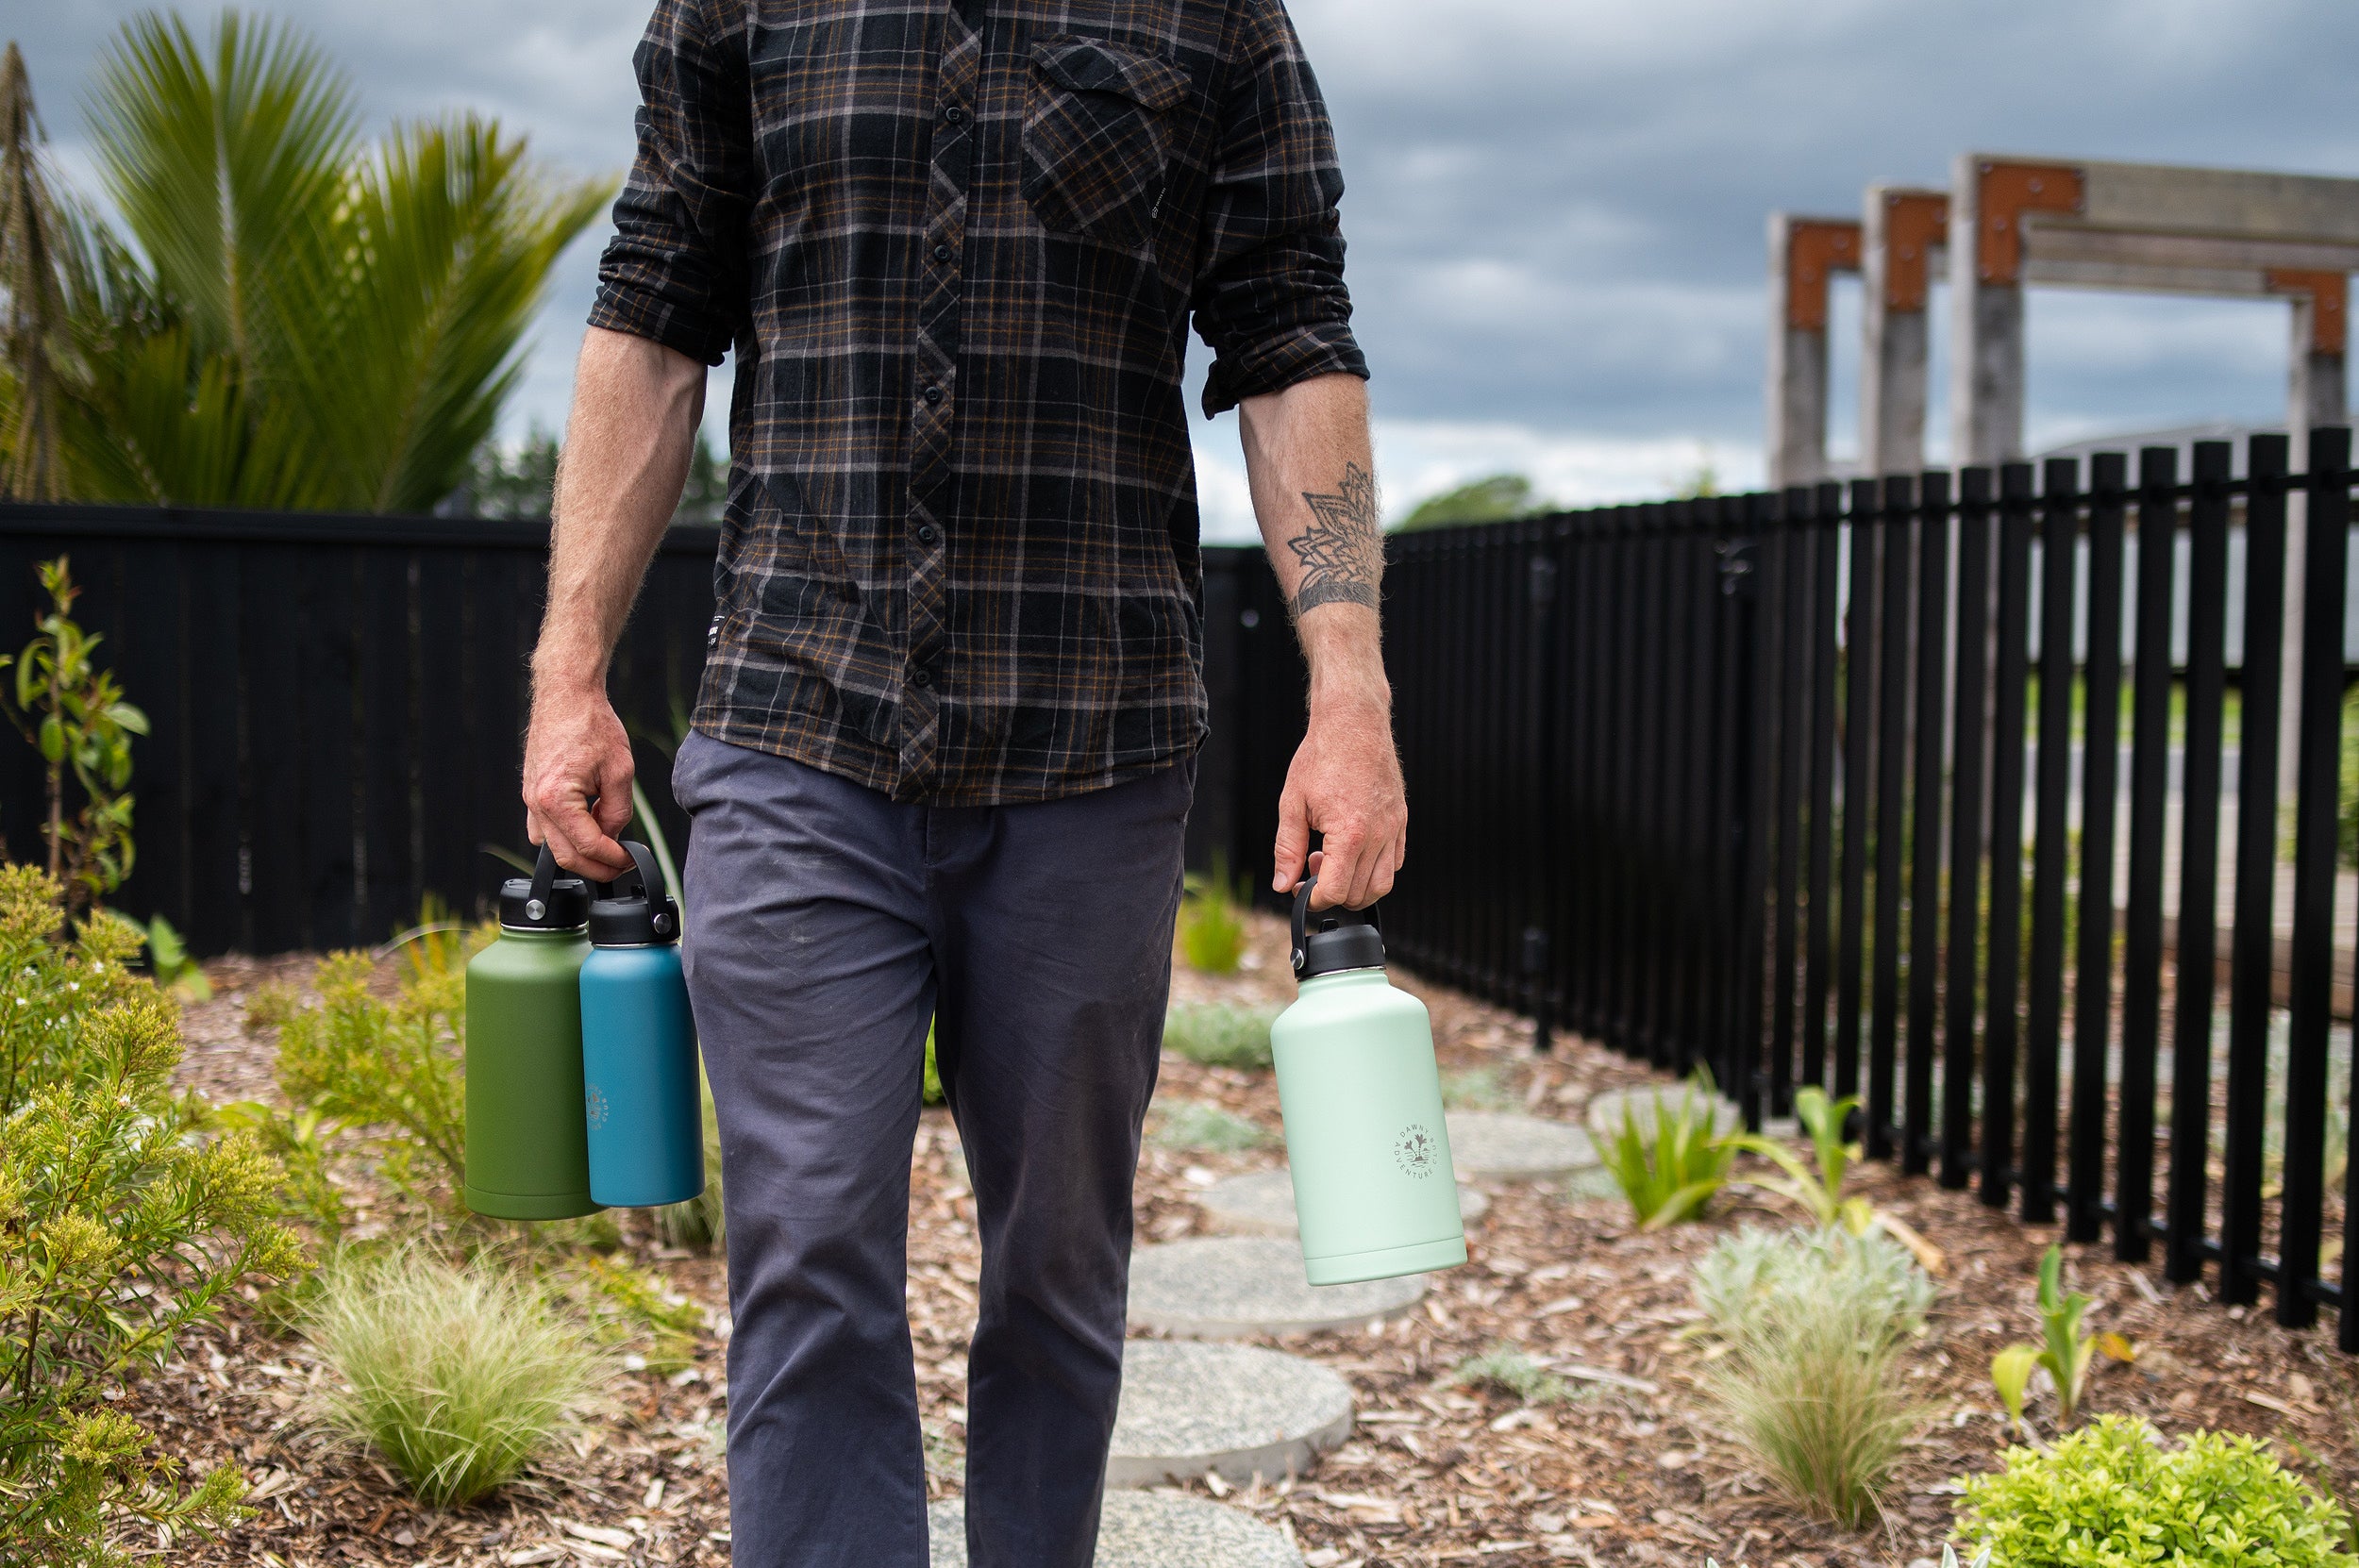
[
  {"x1": 525, "y1": 841, "x2": 561, "y2": 920},
  {"x1": 1289, "y1": 873, "x2": 1382, "y2": 976},
  {"x1": 598, "y1": 840, "x2": 667, "y2": 904}
]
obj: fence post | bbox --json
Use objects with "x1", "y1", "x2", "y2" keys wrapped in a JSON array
[
  {"x1": 2067, "y1": 452, "x2": 2128, "y2": 1243},
  {"x1": 2220, "y1": 434, "x2": 2291, "y2": 1307},
  {"x1": 1941, "y1": 468, "x2": 1994, "y2": 1190},
  {"x1": 1728, "y1": 496, "x2": 1773, "y2": 1127},
  {"x1": 2281, "y1": 425, "x2": 2349, "y2": 1327},
  {"x1": 1982, "y1": 461, "x2": 2036, "y2": 1209},
  {"x1": 1904, "y1": 471, "x2": 1949, "y2": 1176}
]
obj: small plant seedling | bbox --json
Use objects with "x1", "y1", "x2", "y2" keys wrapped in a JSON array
[
  {"x1": 1991, "y1": 1243, "x2": 2106, "y2": 1431},
  {"x1": 1717, "y1": 1087, "x2": 1945, "y2": 1272},
  {"x1": 1163, "y1": 1000, "x2": 1277, "y2": 1071},
  {"x1": 1604, "y1": 1075, "x2": 1735, "y2": 1230},
  {"x1": 1178, "y1": 852, "x2": 1250, "y2": 973},
  {"x1": 1447, "y1": 1342, "x2": 1567, "y2": 1406}
]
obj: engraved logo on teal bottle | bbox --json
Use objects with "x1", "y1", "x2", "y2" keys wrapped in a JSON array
[{"x1": 585, "y1": 1084, "x2": 610, "y2": 1129}]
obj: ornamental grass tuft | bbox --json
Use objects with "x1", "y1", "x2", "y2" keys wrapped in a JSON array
[
  {"x1": 1146, "y1": 1097, "x2": 1275, "y2": 1153},
  {"x1": 305, "y1": 1247, "x2": 600, "y2": 1508},
  {"x1": 1954, "y1": 1416, "x2": 2356, "y2": 1566},
  {"x1": 1699, "y1": 1227, "x2": 1926, "y2": 1528}
]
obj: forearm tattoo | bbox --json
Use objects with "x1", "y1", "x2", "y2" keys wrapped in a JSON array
[{"x1": 1286, "y1": 462, "x2": 1382, "y2": 615}]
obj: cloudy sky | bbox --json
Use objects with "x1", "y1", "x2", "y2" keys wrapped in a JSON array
[{"x1": 16, "y1": 0, "x2": 2359, "y2": 534}]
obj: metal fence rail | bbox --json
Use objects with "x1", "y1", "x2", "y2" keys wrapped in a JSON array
[{"x1": 1375, "y1": 426, "x2": 2359, "y2": 1345}]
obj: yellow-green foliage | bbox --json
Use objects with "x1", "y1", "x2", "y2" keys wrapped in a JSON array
[
  {"x1": 1162, "y1": 1001, "x2": 1276, "y2": 1071},
  {"x1": 1955, "y1": 1417, "x2": 2356, "y2": 1566},
  {"x1": 1178, "y1": 855, "x2": 1249, "y2": 974},
  {"x1": 1992, "y1": 1243, "x2": 2101, "y2": 1431},
  {"x1": 305, "y1": 1246, "x2": 597, "y2": 1508},
  {"x1": 1604, "y1": 1077, "x2": 1736, "y2": 1230},
  {"x1": 0, "y1": 865, "x2": 306, "y2": 1566},
  {"x1": 272, "y1": 949, "x2": 468, "y2": 1221}
]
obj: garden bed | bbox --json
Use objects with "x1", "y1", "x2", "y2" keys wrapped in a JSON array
[{"x1": 146, "y1": 912, "x2": 2359, "y2": 1567}]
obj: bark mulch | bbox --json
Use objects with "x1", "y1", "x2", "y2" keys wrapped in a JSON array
[{"x1": 139, "y1": 914, "x2": 2359, "y2": 1568}]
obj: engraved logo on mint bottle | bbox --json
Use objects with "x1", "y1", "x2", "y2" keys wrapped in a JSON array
[{"x1": 1394, "y1": 1124, "x2": 1439, "y2": 1178}]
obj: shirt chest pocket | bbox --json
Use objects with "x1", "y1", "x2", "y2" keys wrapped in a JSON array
[{"x1": 1021, "y1": 35, "x2": 1191, "y2": 251}]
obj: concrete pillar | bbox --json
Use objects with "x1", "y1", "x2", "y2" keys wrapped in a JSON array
[
  {"x1": 1861, "y1": 187, "x2": 1948, "y2": 476},
  {"x1": 1949, "y1": 157, "x2": 2084, "y2": 468},
  {"x1": 1766, "y1": 214, "x2": 1860, "y2": 488}
]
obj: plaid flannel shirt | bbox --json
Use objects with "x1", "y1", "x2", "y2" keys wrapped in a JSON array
[{"x1": 591, "y1": 0, "x2": 1367, "y2": 803}]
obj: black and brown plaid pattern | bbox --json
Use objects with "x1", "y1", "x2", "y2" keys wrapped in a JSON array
[{"x1": 592, "y1": 0, "x2": 1366, "y2": 804}]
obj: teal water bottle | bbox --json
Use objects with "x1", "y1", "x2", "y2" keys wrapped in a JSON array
[
  {"x1": 1271, "y1": 876, "x2": 1467, "y2": 1285},
  {"x1": 579, "y1": 842, "x2": 704, "y2": 1209},
  {"x1": 464, "y1": 845, "x2": 602, "y2": 1219}
]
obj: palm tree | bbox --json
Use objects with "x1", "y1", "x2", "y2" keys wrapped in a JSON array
[
  {"x1": 0, "y1": 42, "x2": 71, "y2": 501},
  {"x1": 12, "y1": 11, "x2": 614, "y2": 512}
]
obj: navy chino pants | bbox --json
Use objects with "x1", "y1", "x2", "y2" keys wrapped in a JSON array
[{"x1": 671, "y1": 730, "x2": 1192, "y2": 1567}]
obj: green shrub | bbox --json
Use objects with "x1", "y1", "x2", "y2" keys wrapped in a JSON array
[
  {"x1": 1954, "y1": 1416, "x2": 2356, "y2": 1566},
  {"x1": 1440, "y1": 1065, "x2": 1514, "y2": 1111},
  {"x1": 305, "y1": 1246, "x2": 599, "y2": 1508},
  {"x1": 1603, "y1": 1077, "x2": 1736, "y2": 1229},
  {"x1": 1699, "y1": 1223, "x2": 1925, "y2": 1527},
  {"x1": 1162, "y1": 1001, "x2": 1276, "y2": 1071},
  {"x1": 1177, "y1": 854, "x2": 1249, "y2": 973},
  {"x1": 1692, "y1": 1224, "x2": 1933, "y2": 1338},
  {"x1": 1447, "y1": 1342, "x2": 1566, "y2": 1406},
  {"x1": 0, "y1": 559, "x2": 149, "y2": 918},
  {"x1": 1147, "y1": 1099, "x2": 1274, "y2": 1154},
  {"x1": 0, "y1": 865, "x2": 306, "y2": 1565}
]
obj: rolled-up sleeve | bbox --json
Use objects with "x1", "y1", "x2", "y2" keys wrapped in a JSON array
[
  {"x1": 1190, "y1": 0, "x2": 1368, "y2": 416},
  {"x1": 588, "y1": 0, "x2": 754, "y2": 366}
]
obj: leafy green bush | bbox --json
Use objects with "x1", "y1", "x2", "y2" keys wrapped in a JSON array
[
  {"x1": 1955, "y1": 1416, "x2": 2356, "y2": 1566},
  {"x1": 1147, "y1": 1099, "x2": 1274, "y2": 1154},
  {"x1": 0, "y1": 559, "x2": 149, "y2": 917},
  {"x1": 305, "y1": 1246, "x2": 599, "y2": 1508},
  {"x1": 1447, "y1": 1342, "x2": 1566, "y2": 1405},
  {"x1": 1692, "y1": 1224, "x2": 1933, "y2": 1337},
  {"x1": 1604, "y1": 1078, "x2": 1736, "y2": 1229},
  {"x1": 1698, "y1": 1221, "x2": 1926, "y2": 1527},
  {"x1": 0, "y1": 865, "x2": 306, "y2": 1565},
  {"x1": 1177, "y1": 855, "x2": 1249, "y2": 973},
  {"x1": 1162, "y1": 1001, "x2": 1276, "y2": 1071}
]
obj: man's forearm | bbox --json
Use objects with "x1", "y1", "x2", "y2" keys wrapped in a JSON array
[
  {"x1": 1239, "y1": 373, "x2": 1404, "y2": 908},
  {"x1": 535, "y1": 326, "x2": 710, "y2": 692}
]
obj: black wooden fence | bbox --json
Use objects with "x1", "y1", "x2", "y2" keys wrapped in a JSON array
[{"x1": 1379, "y1": 427, "x2": 2359, "y2": 1345}]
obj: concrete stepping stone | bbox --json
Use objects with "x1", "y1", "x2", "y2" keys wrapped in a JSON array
[
  {"x1": 1128, "y1": 1236, "x2": 1424, "y2": 1338},
  {"x1": 1109, "y1": 1340, "x2": 1353, "y2": 1487},
  {"x1": 927, "y1": 1492, "x2": 1302, "y2": 1567},
  {"x1": 1196, "y1": 1166, "x2": 1488, "y2": 1238},
  {"x1": 1444, "y1": 1110, "x2": 1598, "y2": 1181}
]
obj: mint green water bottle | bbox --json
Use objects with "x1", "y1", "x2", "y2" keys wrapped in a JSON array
[{"x1": 1272, "y1": 876, "x2": 1467, "y2": 1285}]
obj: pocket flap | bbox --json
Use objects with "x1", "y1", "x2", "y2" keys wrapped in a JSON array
[{"x1": 1029, "y1": 35, "x2": 1189, "y2": 113}]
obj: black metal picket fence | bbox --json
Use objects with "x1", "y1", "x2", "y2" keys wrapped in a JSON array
[
  {"x1": 1379, "y1": 426, "x2": 2359, "y2": 1345},
  {"x1": 0, "y1": 502, "x2": 1299, "y2": 959}
]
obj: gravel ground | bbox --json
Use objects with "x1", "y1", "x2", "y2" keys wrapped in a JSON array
[{"x1": 136, "y1": 912, "x2": 2359, "y2": 1567}]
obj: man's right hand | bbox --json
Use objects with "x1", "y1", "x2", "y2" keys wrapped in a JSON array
[{"x1": 524, "y1": 679, "x2": 638, "y2": 881}]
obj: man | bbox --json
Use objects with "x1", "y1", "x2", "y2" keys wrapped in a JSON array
[{"x1": 522, "y1": 0, "x2": 1402, "y2": 1561}]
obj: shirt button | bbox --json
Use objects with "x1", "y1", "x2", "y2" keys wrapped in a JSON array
[
  {"x1": 912, "y1": 666, "x2": 934, "y2": 688},
  {"x1": 923, "y1": 386, "x2": 944, "y2": 405},
  {"x1": 933, "y1": 243, "x2": 952, "y2": 262},
  {"x1": 943, "y1": 104, "x2": 965, "y2": 125},
  {"x1": 917, "y1": 523, "x2": 942, "y2": 545}
]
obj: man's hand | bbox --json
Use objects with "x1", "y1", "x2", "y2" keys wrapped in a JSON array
[
  {"x1": 524, "y1": 680, "x2": 637, "y2": 882},
  {"x1": 525, "y1": 325, "x2": 707, "y2": 880},
  {"x1": 1237, "y1": 373, "x2": 1404, "y2": 911},
  {"x1": 1274, "y1": 676, "x2": 1406, "y2": 909}
]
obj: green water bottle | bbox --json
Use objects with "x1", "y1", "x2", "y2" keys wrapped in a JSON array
[
  {"x1": 1271, "y1": 876, "x2": 1467, "y2": 1286},
  {"x1": 464, "y1": 844, "x2": 602, "y2": 1220}
]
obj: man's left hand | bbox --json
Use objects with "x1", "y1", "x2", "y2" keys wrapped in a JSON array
[{"x1": 1273, "y1": 684, "x2": 1407, "y2": 910}]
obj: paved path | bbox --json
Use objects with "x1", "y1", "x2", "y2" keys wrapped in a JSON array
[
  {"x1": 1196, "y1": 1167, "x2": 1486, "y2": 1238},
  {"x1": 1445, "y1": 1111, "x2": 1598, "y2": 1181},
  {"x1": 926, "y1": 1493, "x2": 1303, "y2": 1567},
  {"x1": 1128, "y1": 1236, "x2": 1425, "y2": 1338},
  {"x1": 1109, "y1": 1340, "x2": 1352, "y2": 1487}
]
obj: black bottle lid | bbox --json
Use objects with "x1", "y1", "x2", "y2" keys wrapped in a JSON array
[
  {"x1": 500, "y1": 842, "x2": 592, "y2": 930},
  {"x1": 1290, "y1": 873, "x2": 1385, "y2": 979},
  {"x1": 588, "y1": 841, "x2": 682, "y2": 947}
]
